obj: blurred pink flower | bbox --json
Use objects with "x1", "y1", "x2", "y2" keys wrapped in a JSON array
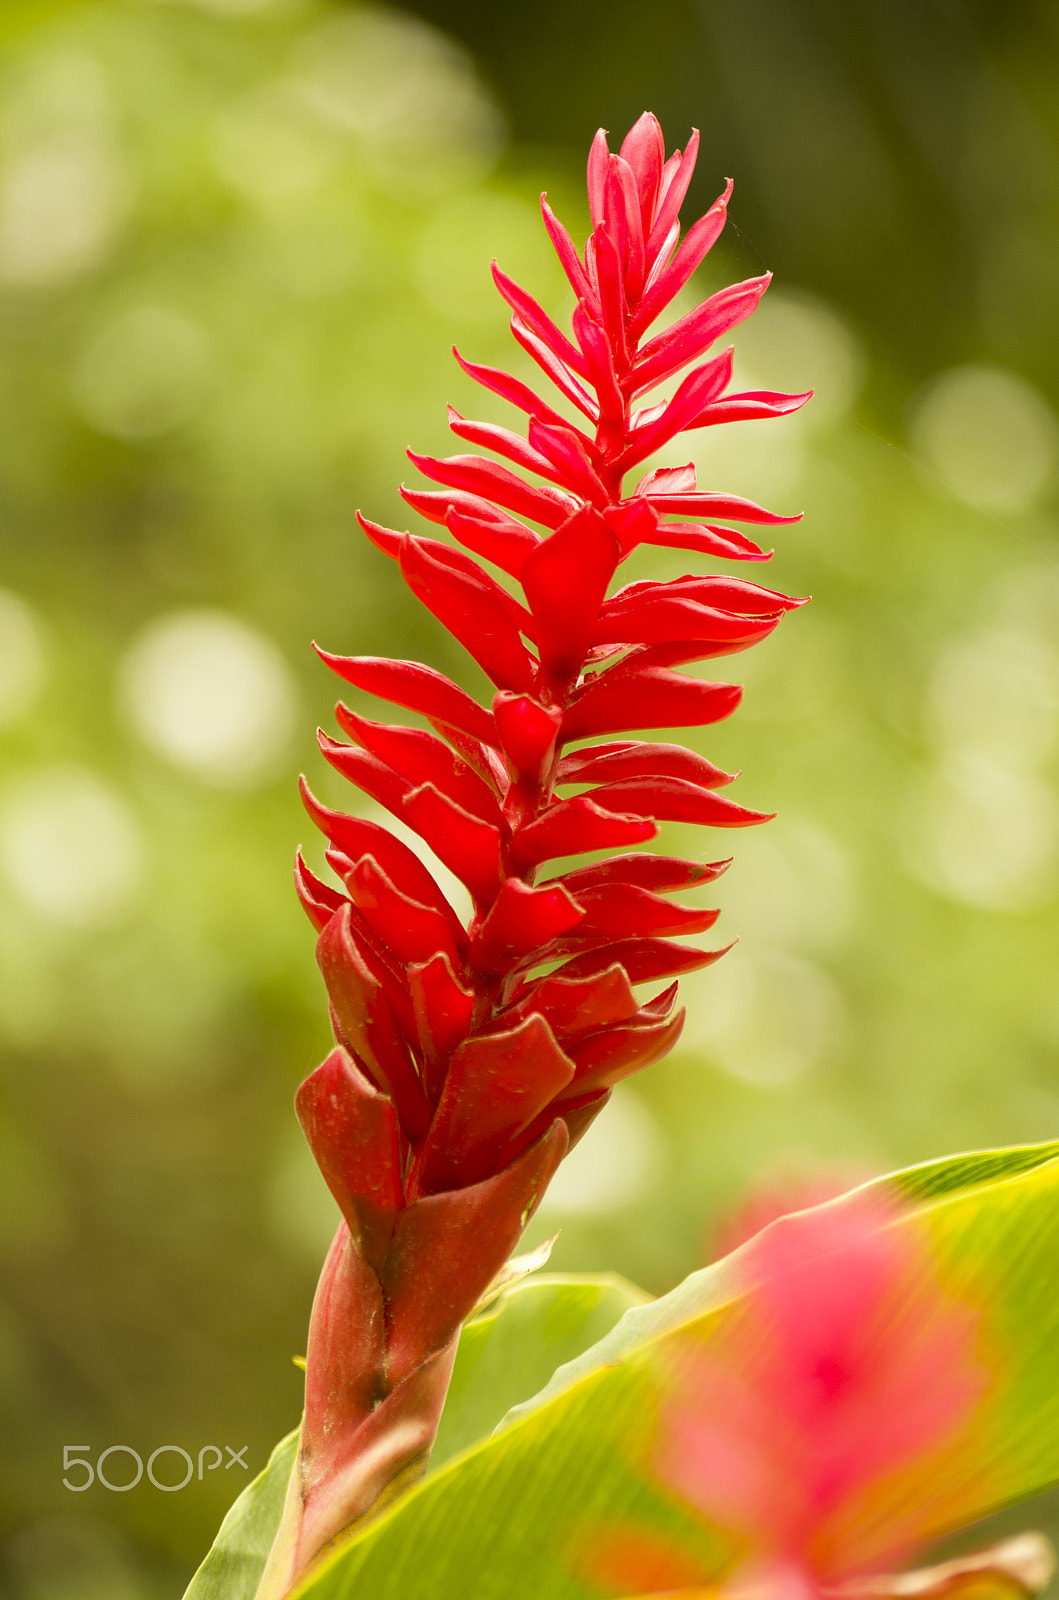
[{"x1": 659, "y1": 1193, "x2": 988, "y2": 1595}]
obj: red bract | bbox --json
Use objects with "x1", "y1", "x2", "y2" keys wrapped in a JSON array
[{"x1": 260, "y1": 114, "x2": 807, "y2": 1597}]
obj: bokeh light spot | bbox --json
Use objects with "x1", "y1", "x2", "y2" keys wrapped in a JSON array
[
  {"x1": 214, "y1": 82, "x2": 342, "y2": 205},
  {"x1": 0, "y1": 53, "x2": 127, "y2": 288},
  {"x1": 911, "y1": 365, "x2": 1058, "y2": 512},
  {"x1": 72, "y1": 304, "x2": 215, "y2": 440},
  {"x1": 120, "y1": 609, "x2": 296, "y2": 787},
  {"x1": 927, "y1": 628, "x2": 1058, "y2": 772},
  {"x1": 0, "y1": 589, "x2": 45, "y2": 725},
  {"x1": 734, "y1": 290, "x2": 865, "y2": 427},
  {"x1": 903, "y1": 753, "x2": 1058, "y2": 912},
  {"x1": 0, "y1": 765, "x2": 144, "y2": 926},
  {"x1": 681, "y1": 946, "x2": 846, "y2": 1087},
  {"x1": 717, "y1": 816, "x2": 854, "y2": 954},
  {"x1": 537, "y1": 1087, "x2": 662, "y2": 1218},
  {"x1": 291, "y1": 10, "x2": 504, "y2": 191}
]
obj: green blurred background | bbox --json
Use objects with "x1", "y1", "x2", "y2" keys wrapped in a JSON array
[{"x1": 1, "y1": 0, "x2": 1058, "y2": 1590}]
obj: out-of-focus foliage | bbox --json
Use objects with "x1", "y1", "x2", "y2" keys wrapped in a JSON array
[
  {"x1": 191, "y1": 1146, "x2": 1059, "y2": 1600},
  {"x1": 0, "y1": 0, "x2": 1057, "y2": 1593},
  {"x1": 400, "y1": 0, "x2": 1059, "y2": 419}
]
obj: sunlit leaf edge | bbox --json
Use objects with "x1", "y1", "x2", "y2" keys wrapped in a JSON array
[{"x1": 287, "y1": 1140, "x2": 1059, "y2": 1600}]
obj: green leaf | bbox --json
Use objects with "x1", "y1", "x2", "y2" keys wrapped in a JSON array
[
  {"x1": 432, "y1": 1272, "x2": 650, "y2": 1472},
  {"x1": 287, "y1": 1142, "x2": 1059, "y2": 1600},
  {"x1": 181, "y1": 1273, "x2": 647, "y2": 1599},
  {"x1": 184, "y1": 1428, "x2": 300, "y2": 1600},
  {"x1": 504, "y1": 1139, "x2": 1059, "y2": 1426}
]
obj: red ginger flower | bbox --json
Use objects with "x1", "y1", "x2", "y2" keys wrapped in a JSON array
[
  {"x1": 259, "y1": 115, "x2": 808, "y2": 1596},
  {"x1": 585, "y1": 1194, "x2": 992, "y2": 1600}
]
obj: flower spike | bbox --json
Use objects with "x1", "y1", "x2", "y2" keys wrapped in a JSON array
[{"x1": 258, "y1": 116, "x2": 809, "y2": 1599}]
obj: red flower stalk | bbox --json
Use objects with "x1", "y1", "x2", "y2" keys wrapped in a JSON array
[{"x1": 257, "y1": 114, "x2": 808, "y2": 1597}]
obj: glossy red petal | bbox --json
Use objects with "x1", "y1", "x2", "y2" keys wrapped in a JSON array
[
  {"x1": 492, "y1": 690, "x2": 563, "y2": 781},
  {"x1": 558, "y1": 740, "x2": 734, "y2": 789},
  {"x1": 560, "y1": 1087, "x2": 612, "y2": 1149},
  {"x1": 555, "y1": 937, "x2": 731, "y2": 987},
  {"x1": 334, "y1": 706, "x2": 505, "y2": 826},
  {"x1": 510, "y1": 315, "x2": 600, "y2": 422},
  {"x1": 444, "y1": 507, "x2": 540, "y2": 579},
  {"x1": 345, "y1": 856, "x2": 463, "y2": 972},
  {"x1": 527, "y1": 418, "x2": 609, "y2": 505},
  {"x1": 401, "y1": 783, "x2": 504, "y2": 907},
  {"x1": 637, "y1": 521, "x2": 770, "y2": 561},
  {"x1": 668, "y1": 576, "x2": 799, "y2": 611},
  {"x1": 400, "y1": 540, "x2": 537, "y2": 693},
  {"x1": 407, "y1": 951, "x2": 475, "y2": 1098},
  {"x1": 643, "y1": 980, "x2": 681, "y2": 1018},
  {"x1": 563, "y1": 666, "x2": 742, "y2": 738},
  {"x1": 432, "y1": 721, "x2": 508, "y2": 793},
  {"x1": 360, "y1": 517, "x2": 538, "y2": 637},
  {"x1": 620, "y1": 350, "x2": 735, "y2": 468},
  {"x1": 615, "y1": 638, "x2": 766, "y2": 671},
  {"x1": 504, "y1": 962, "x2": 641, "y2": 1039},
  {"x1": 317, "y1": 907, "x2": 431, "y2": 1143},
  {"x1": 491, "y1": 260, "x2": 589, "y2": 378},
  {"x1": 592, "y1": 595, "x2": 779, "y2": 650},
  {"x1": 446, "y1": 406, "x2": 561, "y2": 484},
  {"x1": 316, "y1": 651, "x2": 496, "y2": 745},
  {"x1": 355, "y1": 512, "x2": 404, "y2": 561},
  {"x1": 619, "y1": 112, "x2": 666, "y2": 232},
  {"x1": 510, "y1": 793, "x2": 656, "y2": 870},
  {"x1": 691, "y1": 388, "x2": 813, "y2": 426},
  {"x1": 633, "y1": 280, "x2": 766, "y2": 397},
  {"x1": 638, "y1": 178, "x2": 735, "y2": 331},
  {"x1": 407, "y1": 449, "x2": 576, "y2": 532},
  {"x1": 590, "y1": 774, "x2": 772, "y2": 828},
  {"x1": 319, "y1": 733, "x2": 410, "y2": 816},
  {"x1": 636, "y1": 463, "x2": 697, "y2": 495},
  {"x1": 572, "y1": 302, "x2": 625, "y2": 421},
  {"x1": 299, "y1": 780, "x2": 465, "y2": 937},
  {"x1": 553, "y1": 851, "x2": 730, "y2": 896},
  {"x1": 294, "y1": 849, "x2": 347, "y2": 932},
  {"x1": 592, "y1": 219, "x2": 631, "y2": 366},
  {"x1": 453, "y1": 344, "x2": 576, "y2": 433},
  {"x1": 559, "y1": 881, "x2": 720, "y2": 942},
  {"x1": 470, "y1": 877, "x2": 585, "y2": 972},
  {"x1": 600, "y1": 496, "x2": 660, "y2": 555},
  {"x1": 586, "y1": 127, "x2": 611, "y2": 229},
  {"x1": 624, "y1": 573, "x2": 802, "y2": 612},
  {"x1": 520, "y1": 506, "x2": 622, "y2": 678},
  {"x1": 643, "y1": 132, "x2": 704, "y2": 269},
  {"x1": 415, "y1": 1014, "x2": 575, "y2": 1194},
  {"x1": 644, "y1": 489, "x2": 800, "y2": 525},
  {"x1": 540, "y1": 195, "x2": 597, "y2": 310},
  {"x1": 296, "y1": 1047, "x2": 403, "y2": 1271},
  {"x1": 383, "y1": 1120, "x2": 568, "y2": 1385},
  {"x1": 562, "y1": 1007, "x2": 685, "y2": 1095},
  {"x1": 605, "y1": 155, "x2": 645, "y2": 298}
]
